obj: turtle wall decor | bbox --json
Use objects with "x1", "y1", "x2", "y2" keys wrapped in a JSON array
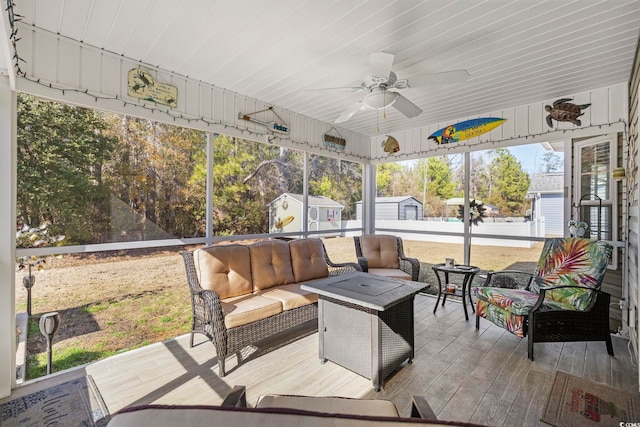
[{"x1": 545, "y1": 98, "x2": 590, "y2": 128}]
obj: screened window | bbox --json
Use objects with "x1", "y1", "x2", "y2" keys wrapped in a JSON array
[{"x1": 573, "y1": 134, "x2": 617, "y2": 267}]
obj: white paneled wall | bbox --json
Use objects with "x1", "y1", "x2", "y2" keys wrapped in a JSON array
[
  {"x1": 370, "y1": 84, "x2": 628, "y2": 163},
  {"x1": 14, "y1": 24, "x2": 372, "y2": 162}
]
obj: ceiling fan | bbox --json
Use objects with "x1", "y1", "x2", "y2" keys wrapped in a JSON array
[{"x1": 313, "y1": 52, "x2": 469, "y2": 124}]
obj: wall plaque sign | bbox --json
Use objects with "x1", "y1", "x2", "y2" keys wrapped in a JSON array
[
  {"x1": 127, "y1": 68, "x2": 178, "y2": 108},
  {"x1": 323, "y1": 133, "x2": 346, "y2": 151},
  {"x1": 238, "y1": 107, "x2": 290, "y2": 135}
]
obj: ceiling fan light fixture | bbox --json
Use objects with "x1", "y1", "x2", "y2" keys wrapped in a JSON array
[{"x1": 362, "y1": 90, "x2": 397, "y2": 110}]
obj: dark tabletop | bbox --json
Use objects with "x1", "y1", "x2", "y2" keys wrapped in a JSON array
[{"x1": 301, "y1": 271, "x2": 425, "y2": 311}]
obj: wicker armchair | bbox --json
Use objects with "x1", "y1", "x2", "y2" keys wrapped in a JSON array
[
  {"x1": 475, "y1": 237, "x2": 613, "y2": 360},
  {"x1": 354, "y1": 235, "x2": 420, "y2": 281},
  {"x1": 181, "y1": 239, "x2": 361, "y2": 376}
]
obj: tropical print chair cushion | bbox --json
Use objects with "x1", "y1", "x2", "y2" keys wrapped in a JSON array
[
  {"x1": 475, "y1": 237, "x2": 612, "y2": 339},
  {"x1": 475, "y1": 288, "x2": 539, "y2": 316},
  {"x1": 475, "y1": 286, "x2": 593, "y2": 338},
  {"x1": 476, "y1": 299, "x2": 527, "y2": 337},
  {"x1": 529, "y1": 238, "x2": 612, "y2": 295}
]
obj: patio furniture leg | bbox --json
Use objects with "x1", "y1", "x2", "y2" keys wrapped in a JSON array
[
  {"x1": 218, "y1": 356, "x2": 226, "y2": 377},
  {"x1": 410, "y1": 395, "x2": 436, "y2": 419},
  {"x1": 475, "y1": 313, "x2": 480, "y2": 330},
  {"x1": 221, "y1": 386, "x2": 247, "y2": 407},
  {"x1": 527, "y1": 334, "x2": 534, "y2": 361},
  {"x1": 433, "y1": 270, "x2": 444, "y2": 314},
  {"x1": 190, "y1": 331, "x2": 194, "y2": 348}
]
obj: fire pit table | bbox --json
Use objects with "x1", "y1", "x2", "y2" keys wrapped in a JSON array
[{"x1": 301, "y1": 272, "x2": 425, "y2": 391}]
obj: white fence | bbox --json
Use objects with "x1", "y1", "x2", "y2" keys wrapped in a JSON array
[{"x1": 342, "y1": 218, "x2": 545, "y2": 248}]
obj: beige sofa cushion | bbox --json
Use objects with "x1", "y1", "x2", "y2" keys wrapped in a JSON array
[
  {"x1": 108, "y1": 406, "x2": 455, "y2": 426},
  {"x1": 289, "y1": 238, "x2": 329, "y2": 282},
  {"x1": 360, "y1": 235, "x2": 399, "y2": 269},
  {"x1": 256, "y1": 395, "x2": 399, "y2": 417},
  {"x1": 367, "y1": 268, "x2": 412, "y2": 281},
  {"x1": 220, "y1": 294, "x2": 283, "y2": 329},
  {"x1": 257, "y1": 284, "x2": 318, "y2": 310},
  {"x1": 193, "y1": 245, "x2": 253, "y2": 299},
  {"x1": 249, "y1": 240, "x2": 295, "y2": 291}
]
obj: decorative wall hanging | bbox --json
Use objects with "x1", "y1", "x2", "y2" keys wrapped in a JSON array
[
  {"x1": 238, "y1": 106, "x2": 290, "y2": 135},
  {"x1": 127, "y1": 68, "x2": 178, "y2": 108},
  {"x1": 382, "y1": 135, "x2": 400, "y2": 154},
  {"x1": 274, "y1": 215, "x2": 294, "y2": 229},
  {"x1": 428, "y1": 117, "x2": 506, "y2": 144},
  {"x1": 545, "y1": 98, "x2": 590, "y2": 128},
  {"x1": 323, "y1": 127, "x2": 346, "y2": 151}
]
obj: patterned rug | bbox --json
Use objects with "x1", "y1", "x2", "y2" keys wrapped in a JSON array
[
  {"x1": 541, "y1": 370, "x2": 640, "y2": 426},
  {"x1": 0, "y1": 375, "x2": 110, "y2": 426}
]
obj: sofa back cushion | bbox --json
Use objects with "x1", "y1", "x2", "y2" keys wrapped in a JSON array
[
  {"x1": 249, "y1": 240, "x2": 295, "y2": 291},
  {"x1": 193, "y1": 245, "x2": 253, "y2": 299},
  {"x1": 289, "y1": 238, "x2": 329, "y2": 282},
  {"x1": 359, "y1": 235, "x2": 399, "y2": 269}
]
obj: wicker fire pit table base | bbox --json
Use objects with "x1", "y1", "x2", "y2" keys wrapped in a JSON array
[{"x1": 301, "y1": 272, "x2": 425, "y2": 391}]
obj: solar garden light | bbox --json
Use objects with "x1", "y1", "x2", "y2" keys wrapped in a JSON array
[
  {"x1": 39, "y1": 312, "x2": 60, "y2": 375},
  {"x1": 22, "y1": 263, "x2": 36, "y2": 316}
]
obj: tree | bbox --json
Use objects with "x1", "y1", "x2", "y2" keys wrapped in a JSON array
[
  {"x1": 102, "y1": 116, "x2": 207, "y2": 240},
  {"x1": 426, "y1": 157, "x2": 457, "y2": 199},
  {"x1": 17, "y1": 94, "x2": 115, "y2": 244},
  {"x1": 487, "y1": 149, "x2": 531, "y2": 215},
  {"x1": 309, "y1": 155, "x2": 361, "y2": 220},
  {"x1": 540, "y1": 151, "x2": 563, "y2": 173}
]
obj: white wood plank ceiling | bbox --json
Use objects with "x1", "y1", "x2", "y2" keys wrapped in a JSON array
[{"x1": 12, "y1": 0, "x2": 640, "y2": 137}]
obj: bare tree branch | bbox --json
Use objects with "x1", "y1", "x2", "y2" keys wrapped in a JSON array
[{"x1": 243, "y1": 159, "x2": 289, "y2": 184}]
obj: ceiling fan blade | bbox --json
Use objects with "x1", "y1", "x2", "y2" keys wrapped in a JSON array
[
  {"x1": 369, "y1": 52, "x2": 394, "y2": 79},
  {"x1": 306, "y1": 86, "x2": 363, "y2": 93},
  {"x1": 392, "y1": 93, "x2": 422, "y2": 118},
  {"x1": 335, "y1": 100, "x2": 363, "y2": 123},
  {"x1": 409, "y1": 69, "x2": 470, "y2": 87}
]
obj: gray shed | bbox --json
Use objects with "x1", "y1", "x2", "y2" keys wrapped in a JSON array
[
  {"x1": 356, "y1": 196, "x2": 423, "y2": 221},
  {"x1": 268, "y1": 193, "x2": 343, "y2": 237},
  {"x1": 527, "y1": 173, "x2": 565, "y2": 237}
]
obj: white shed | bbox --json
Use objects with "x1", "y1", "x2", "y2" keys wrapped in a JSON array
[
  {"x1": 527, "y1": 173, "x2": 565, "y2": 237},
  {"x1": 268, "y1": 193, "x2": 344, "y2": 237},
  {"x1": 355, "y1": 196, "x2": 423, "y2": 221}
]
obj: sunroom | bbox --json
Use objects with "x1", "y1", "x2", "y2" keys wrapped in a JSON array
[{"x1": 1, "y1": 1, "x2": 640, "y2": 425}]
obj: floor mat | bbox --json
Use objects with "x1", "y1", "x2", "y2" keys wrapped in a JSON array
[
  {"x1": 0, "y1": 375, "x2": 110, "y2": 426},
  {"x1": 541, "y1": 370, "x2": 640, "y2": 426}
]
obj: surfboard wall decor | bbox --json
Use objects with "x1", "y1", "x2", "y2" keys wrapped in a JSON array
[{"x1": 428, "y1": 117, "x2": 506, "y2": 145}]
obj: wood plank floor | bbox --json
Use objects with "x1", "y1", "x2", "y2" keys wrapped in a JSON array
[{"x1": 4, "y1": 294, "x2": 639, "y2": 426}]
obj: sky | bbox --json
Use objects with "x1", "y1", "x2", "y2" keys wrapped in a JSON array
[
  {"x1": 507, "y1": 143, "x2": 563, "y2": 174},
  {"x1": 400, "y1": 142, "x2": 564, "y2": 175}
]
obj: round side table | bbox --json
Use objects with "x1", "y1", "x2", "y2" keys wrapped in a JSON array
[{"x1": 432, "y1": 263, "x2": 480, "y2": 321}]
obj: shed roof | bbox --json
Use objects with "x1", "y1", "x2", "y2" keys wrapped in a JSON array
[
  {"x1": 356, "y1": 196, "x2": 422, "y2": 205},
  {"x1": 268, "y1": 193, "x2": 344, "y2": 208},
  {"x1": 527, "y1": 173, "x2": 564, "y2": 194}
]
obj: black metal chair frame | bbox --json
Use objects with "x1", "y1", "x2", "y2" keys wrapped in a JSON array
[{"x1": 354, "y1": 235, "x2": 420, "y2": 281}]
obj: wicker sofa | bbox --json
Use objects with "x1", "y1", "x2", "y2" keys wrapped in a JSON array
[{"x1": 181, "y1": 238, "x2": 361, "y2": 376}]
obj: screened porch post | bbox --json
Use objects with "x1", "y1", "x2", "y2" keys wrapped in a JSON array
[
  {"x1": 0, "y1": 85, "x2": 16, "y2": 397},
  {"x1": 205, "y1": 133, "x2": 214, "y2": 245},
  {"x1": 303, "y1": 152, "x2": 309, "y2": 237},
  {"x1": 363, "y1": 163, "x2": 376, "y2": 235},
  {"x1": 463, "y1": 152, "x2": 471, "y2": 265}
]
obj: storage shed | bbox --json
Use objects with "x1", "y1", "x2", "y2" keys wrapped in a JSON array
[
  {"x1": 356, "y1": 196, "x2": 423, "y2": 221},
  {"x1": 268, "y1": 193, "x2": 343, "y2": 237},
  {"x1": 527, "y1": 173, "x2": 565, "y2": 237}
]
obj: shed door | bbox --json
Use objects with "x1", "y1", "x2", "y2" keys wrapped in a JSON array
[{"x1": 405, "y1": 206, "x2": 417, "y2": 220}]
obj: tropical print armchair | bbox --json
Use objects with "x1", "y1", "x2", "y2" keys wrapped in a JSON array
[{"x1": 474, "y1": 237, "x2": 613, "y2": 360}]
